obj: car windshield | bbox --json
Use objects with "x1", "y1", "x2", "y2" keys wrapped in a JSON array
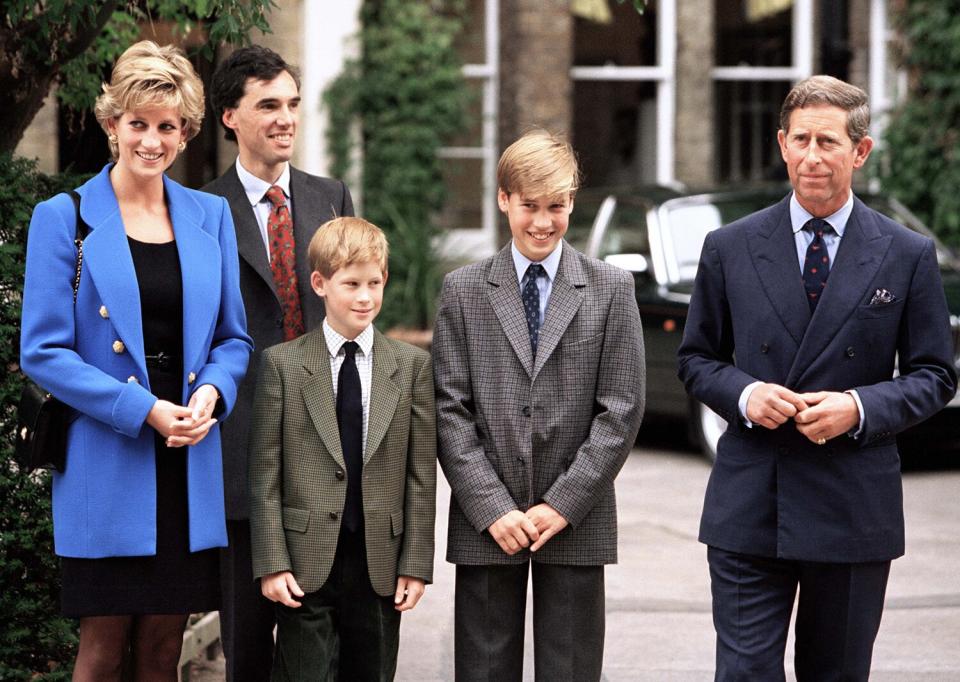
[{"x1": 656, "y1": 192, "x2": 958, "y2": 285}]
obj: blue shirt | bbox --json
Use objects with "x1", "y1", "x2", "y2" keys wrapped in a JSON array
[{"x1": 511, "y1": 240, "x2": 563, "y2": 328}]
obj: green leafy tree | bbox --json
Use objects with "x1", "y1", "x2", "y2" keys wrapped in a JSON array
[
  {"x1": 0, "y1": 0, "x2": 276, "y2": 154},
  {"x1": 879, "y1": 0, "x2": 960, "y2": 246},
  {"x1": 325, "y1": 0, "x2": 468, "y2": 330},
  {"x1": 0, "y1": 155, "x2": 88, "y2": 680}
]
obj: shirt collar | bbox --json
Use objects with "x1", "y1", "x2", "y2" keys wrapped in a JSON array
[
  {"x1": 235, "y1": 157, "x2": 291, "y2": 208},
  {"x1": 322, "y1": 319, "x2": 374, "y2": 358},
  {"x1": 789, "y1": 191, "x2": 854, "y2": 237},
  {"x1": 511, "y1": 240, "x2": 563, "y2": 284}
]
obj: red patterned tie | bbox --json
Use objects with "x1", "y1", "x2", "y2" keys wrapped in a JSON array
[{"x1": 265, "y1": 185, "x2": 304, "y2": 341}]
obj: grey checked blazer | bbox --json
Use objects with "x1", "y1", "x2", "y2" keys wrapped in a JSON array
[
  {"x1": 434, "y1": 242, "x2": 645, "y2": 566},
  {"x1": 248, "y1": 328, "x2": 436, "y2": 596},
  {"x1": 203, "y1": 164, "x2": 354, "y2": 519}
]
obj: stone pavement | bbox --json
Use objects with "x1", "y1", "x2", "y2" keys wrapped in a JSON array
[{"x1": 189, "y1": 440, "x2": 960, "y2": 681}]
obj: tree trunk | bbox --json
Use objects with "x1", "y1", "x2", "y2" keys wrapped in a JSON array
[{"x1": 0, "y1": 1, "x2": 117, "y2": 154}]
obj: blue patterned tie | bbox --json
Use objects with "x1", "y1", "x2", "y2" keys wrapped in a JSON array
[
  {"x1": 522, "y1": 264, "x2": 545, "y2": 357},
  {"x1": 802, "y1": 218, "x2": 832, "y2": 312}
]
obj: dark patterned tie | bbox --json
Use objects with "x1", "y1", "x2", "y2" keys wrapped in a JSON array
[
  {"x1": 336, "y1": 341, "x2": 363, "y2": 532},
  {"x1": 522, "y1": 263, "x2": 545, "y2": 357},
  {"x1": 265, "y1": 185, "x2": 305, "y2": 341},
  {"x1": 802, "y1": 218, "x2": 832, "y2": 312}
]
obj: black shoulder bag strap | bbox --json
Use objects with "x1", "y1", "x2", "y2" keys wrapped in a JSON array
[{"x1": 67, "y1": 190, "x2": 90, "y2": 301}]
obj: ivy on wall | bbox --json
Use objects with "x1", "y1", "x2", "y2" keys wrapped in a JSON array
[
  {"x1": 879, "y1": 0, "x2": 960, "y2": 246},
  {"x1": 324, "y1": 0, "x2": 468, "y2": 330}
]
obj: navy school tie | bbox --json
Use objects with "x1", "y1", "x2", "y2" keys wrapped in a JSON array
[
  {"x1": 522, "y1": 263, "x2": 546, "y2": 357},
  {"x1": 802, "y1": 218, "x2": 832, "y2": 312},
  {"x1": 336, "y1": 341, "x2": 363, "y2": 532}
]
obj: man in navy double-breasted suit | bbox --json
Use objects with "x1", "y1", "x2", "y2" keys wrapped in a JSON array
[{"x1": 678, "y1": 75, "x2": 957, "y2": 680}]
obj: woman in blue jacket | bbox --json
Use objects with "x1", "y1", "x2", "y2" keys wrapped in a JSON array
[{"x1": 20, "y1": 41, "x2": 252, "y2": 679}]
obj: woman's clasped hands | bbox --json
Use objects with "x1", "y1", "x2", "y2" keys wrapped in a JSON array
[{"x1": 146, "y1": 384, "x2": 220, "y2": 448}]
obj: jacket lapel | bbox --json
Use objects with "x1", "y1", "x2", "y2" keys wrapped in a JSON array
[
  {"x1": 786, "y1": 199, "x2": 892, "y2": 386},
  {"x1": 79, "y1": 167, "x2": 146, "y2": 375},
  {"x1": 487, "y1": 245, "x2": 536, "y2": 375},
  {"x1": 164, "y1": 176, "x2": 220, "y2": 383},
  {"x1": 532, "y1": 243, "x2": 585, "y2": 380},
  {"x1": 300, "y1": 331, "x2": 346, "y2": 469},
  {"x1": 364, "y1": 329, "x2": 400, "y2": 464},
  {"x1": 745, "y1": 196, "x2": 811, "y2": 346},
  {"x1": 224, "y1": 165, "x2": 279, "y2": 302},
  {"x1": 289, "y1": 167, "x2": 327, "y2": 328}
]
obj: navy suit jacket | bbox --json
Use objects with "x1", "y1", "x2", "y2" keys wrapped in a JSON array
[
  {"x1": 678, "y1": 194, "x2": 956, "y2": 563},
  {"x1": 20, "y1": 165, "x2": 253, "y2": 558}
]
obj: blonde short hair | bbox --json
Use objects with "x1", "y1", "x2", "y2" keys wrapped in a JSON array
[
  {"x1": 308, "y1": 217, "x2": 389, "y2": 278},
  {"x1": 497, "y1": 129, "x2": 581, "y2": 200},
  {"x1": 95, "y1": 41, "x2": 205, "y2": 159}
]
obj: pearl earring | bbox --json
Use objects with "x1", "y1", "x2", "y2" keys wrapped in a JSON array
[
  {"x1": 177, "y1": 141, "x2": 186, "y2": 152},
  {"x1": 108, "y1": 134, "x2": 118, "y2": 145}
]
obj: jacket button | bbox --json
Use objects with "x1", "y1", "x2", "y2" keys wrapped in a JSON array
[
  {"x1": 335, "y1": 470, "x2": 345, "y2": 481},
  {"x1": 127, "y1": 375, "x2": 138, "y2": 383},
  {"x1": 329, "y1": 511, "x2": 338, "y2": 520},
  {"x1": 760, "y1": 343, "x2": 769, "y2": 354},
  {"x1": 112, "y1": 340, "x2": 125, "y2": 354},
  {"x1": 99, "y1": 305, "x2": 109, "y2": 319},
  {"x1": 187, "y1": 372, "x2": 197, "y2": 385},
  {"x1": 846, "y1": 347, "x2": 855, "y2": 357},
  {"x1": 522, "y1": 406, "x2": 531, "y2": 417}
]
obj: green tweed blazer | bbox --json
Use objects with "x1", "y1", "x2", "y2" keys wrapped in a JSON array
[{"x1": 248, "y1": 327, "x2": 436, "y2": 596}]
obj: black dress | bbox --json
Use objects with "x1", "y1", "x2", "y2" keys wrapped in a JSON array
[{"x1": 60, "y1": 237, "x2": 220, "y2": 617}]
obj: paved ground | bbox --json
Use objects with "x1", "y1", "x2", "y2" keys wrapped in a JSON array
[{"x1": 188, "y1": 433, "x2": 960, "y2": 681}]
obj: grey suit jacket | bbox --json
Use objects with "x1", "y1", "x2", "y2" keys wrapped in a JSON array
[
  {"x1": 433, "y1": 242, "x2": 646, "y2": 566},
  {"x1": 203, "y1": 164, "x2": 354, "y2": 519},
  {"x1": 248, "y1": 328, "x2": 437, "y2": 596}
]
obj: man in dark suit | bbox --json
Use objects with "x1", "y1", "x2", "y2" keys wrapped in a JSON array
[
  {"x1": 204, "y1": 45, "x2": 354, "y2": 682},
  {"x1": 678, "y1": 75, "x2": 957, "y2": 681}
]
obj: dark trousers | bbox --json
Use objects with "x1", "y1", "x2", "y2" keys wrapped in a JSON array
[
  {"x1": 220, "y1": 519, "x2": 276, "y2": 682},
  {"x1": 707, "y1": 546, "x2": 891, "y2": 682},
  {"x1": 272, "y1": 528, "x2": 401, "y2": 682},
  {"x1": 454, "y1": 561, "x2": 605, "y2": 682}
]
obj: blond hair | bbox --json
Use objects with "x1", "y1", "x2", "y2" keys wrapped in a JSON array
[
  {"x1": 780, "y1": 75, "x2": 870, "y2": 144},
  {"x1": 308, "y1": 217, "x2": 389, "y2": 278},
  {"x1": 95, "y1": 41, "x2": 205, "y2": 159},
  {"x1": 497, "y1": 129, "x2": 581, "y2": 199}
]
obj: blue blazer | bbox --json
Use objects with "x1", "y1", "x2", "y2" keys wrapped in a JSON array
[
  {"x1": 20, "y1": 165, "x2": 253, "y2": 558},
  {"x1": 678, "y1": 194, "x2": 957, "y2": 563}
]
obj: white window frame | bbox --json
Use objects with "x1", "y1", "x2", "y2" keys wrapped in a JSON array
[
  {"x1": 438, "y1": 0, "x2": 500, "y2": 259},
  {"x1": 569, "y1": 0, "x2": 677, "y2": 187}
]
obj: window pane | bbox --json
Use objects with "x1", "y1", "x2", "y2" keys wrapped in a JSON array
[
  {"x1": 452, "y1": 0, "x2": 486, "y2": 65},
  {"x1": 715, "y1": 80, "x2": 791, "y2": 182},
  {"x1": 716, "y1": 0, "x2": 793, "y2": 67},
  {"x1": 437, "y1": 157, "x2": 483, "y2": 231},
  {"x1": 446, "y1": 78, "x2": 484, "y2": 149},
  {"x1": 574, "y1": 0, "x2": 658, "y2": 67},
  {"x1": 573, "y1": 80, "x2": 658, "y2": 188}
]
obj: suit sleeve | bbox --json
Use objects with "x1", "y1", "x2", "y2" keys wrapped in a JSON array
[
  {"x1": 677, "y1": 232, "x2": 759, "y2": 424},
  {"x1": 248, "y1": 350, "x2": 293, "y2": 579},
  {"x1": 397, "y1": 352, "x2": 437, "y2": 583},
  {"x1": 541, "y1": 270, "x2": 646, "y2": 527},
  {"x1": 193, "y1": 196, "x2": 253, "y2": 416},
  {"x1": 854, "y1": 239, "x2": 957, "y2": 443},
  {"x1": 20, "y1": 195, "x2": 157, "y2": 437},
  {"x1": 433, "y1": 274, "x2": 519, "y2": 533}
]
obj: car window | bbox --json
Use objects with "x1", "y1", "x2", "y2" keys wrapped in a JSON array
[{"x1": 598, "y1": 199, "x2": 650, "y2": 260}]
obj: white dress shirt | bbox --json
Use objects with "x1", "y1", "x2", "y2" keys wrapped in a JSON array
[
  {"x1": 235, "y1": 158, "x2": 293, "y2": 260},
  {"x1": 323, "y1": 319, "x2": 374, "y2": 452}
]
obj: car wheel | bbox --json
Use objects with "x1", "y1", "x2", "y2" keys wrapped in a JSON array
[{"x1": 693, "y1": 401, "x2": 727, "y2": 462}]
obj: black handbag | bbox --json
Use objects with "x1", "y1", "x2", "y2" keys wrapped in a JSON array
[{"x1": 14, "y1": 190, "x2": 90, "y2": 473}]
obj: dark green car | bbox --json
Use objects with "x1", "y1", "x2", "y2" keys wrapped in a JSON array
[{"x1": 574, "y1": 187, "x2": 960, "y2": 461}]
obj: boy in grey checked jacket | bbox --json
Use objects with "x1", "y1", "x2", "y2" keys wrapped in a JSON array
[
  {"x1": 433, "y1": 130, "x2": 646, "y2": 680},
  {"x1": 248, "y1": 217, "x2": 436, "y2": 681}
]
